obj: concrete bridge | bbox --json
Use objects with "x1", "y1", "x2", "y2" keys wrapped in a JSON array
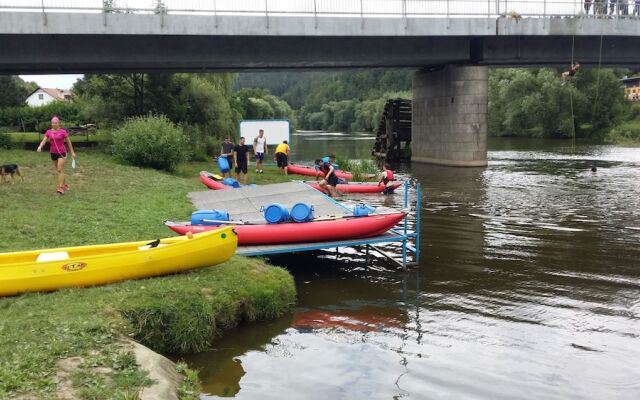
[{"x1": 1, "y1": 0, "x2": 639, "y2": 166}]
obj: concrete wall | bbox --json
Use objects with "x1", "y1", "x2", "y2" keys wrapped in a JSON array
[{"x1": 412, "y1": 66, "x2": 488, "y2": 167}]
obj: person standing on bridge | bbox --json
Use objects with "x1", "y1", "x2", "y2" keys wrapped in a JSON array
[
  {"x1": 635, "y1": 0, "x2": 640, "y2": 15},
  {"x1": 584, "y1": 0, "x2": 593, "y2": 14}
]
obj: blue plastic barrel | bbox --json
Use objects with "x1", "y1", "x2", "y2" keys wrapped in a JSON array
[
  {"x1": 191, "y1": 210, "x2": 230, "y2": 225},
  {"x1": 223, "y1": 177, "x2": 240, "y2": 188},
  {"x1": 353, "y1": 204, "x2": 375, "y2": 217},
  {"x1": 290, "y1": 203, "x2": 314, "y2": 223},
  {"x1": 263, "y1": 203, "x2": 290, "y2": 224},
  {"x1": 217, "y1": 156, "x2": 230, "y2": 173}
]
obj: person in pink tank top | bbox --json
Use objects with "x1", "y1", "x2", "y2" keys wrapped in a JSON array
[{"x1": 37, "y1": 116, "x2": 76, "y2": 195}]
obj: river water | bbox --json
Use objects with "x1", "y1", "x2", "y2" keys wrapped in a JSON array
[{"x1": 186, "y1": 133, "x2": 640, "y2": 399}]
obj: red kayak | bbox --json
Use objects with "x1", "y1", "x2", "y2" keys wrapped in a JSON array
[
  {"x1": 305, "y1": 181, "x2": 401, "y2": 194},
  {"x1": 287, "y1": 164, "x2": 353, "y2": 181},
  {"x1": 199, "y1": 171, "x2": 229, "y2": 190},
  {"x1": 165, "y1": 212, "x2": 406, "y2": 245}
]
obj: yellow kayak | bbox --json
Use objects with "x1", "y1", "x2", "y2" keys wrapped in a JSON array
[{"x1": 0, "y1": 227, "x2": 237, "y2": 297}]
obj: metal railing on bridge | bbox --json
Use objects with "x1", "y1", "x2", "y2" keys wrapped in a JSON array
[{"x1": 0, "y1": 0, "x2": 639, "y2": 19}]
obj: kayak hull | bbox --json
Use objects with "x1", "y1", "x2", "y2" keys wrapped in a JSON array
[
  {"x1": 200, "y1": 171, "x2": 230, "y2": 190},
  {"x1": 0, "y1": 227, "x2": 237, "y2": 297},
  {"x1": 166, "y1": 212, "x2": 406, "y2": 245},
  {"x1": 305, "y1": 181, "x2": 402, "y2": 194},
  {"x1": 287, "y1": 164, "x2": 353, "y2": 181}
]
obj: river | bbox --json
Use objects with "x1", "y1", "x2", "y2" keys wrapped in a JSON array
[{"x1": 185, "y1": 132, "x2": 640, "y2": 399}]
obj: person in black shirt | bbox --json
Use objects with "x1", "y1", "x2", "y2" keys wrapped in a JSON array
[
  {"x1": 219, "y1": 136, "x2": 235, "y2": 178},
  {"x1": 233, "y1": 136, "x2": 250, "y2": 185}
]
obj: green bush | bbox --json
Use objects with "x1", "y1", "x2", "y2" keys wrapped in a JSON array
[
  {"x1": 112, "y1": 114, "x2": 188, "y2": 172},
  {"x1": 0, "y1": 133, "x2": 13, "y2": 149},
  {"x1": 0, "y1": 102, "x2": 80, "y2": 131},
  {"x1": 606, "y1": 121, "x2": 640, "y2": 144}
]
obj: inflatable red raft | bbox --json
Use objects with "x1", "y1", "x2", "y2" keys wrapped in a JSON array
[
  {"x1": 305, "y1": 181, "x2": 401, "y2": 194},
  {"x1": 165, "y1": 212, "x2": 406, "y2": 246},
  {"x1": 287, "y1": 164, "x2": 353, "y2": 181},
  {"x1": 199, "y1": 171, "x2": 229, "y2": 190}
]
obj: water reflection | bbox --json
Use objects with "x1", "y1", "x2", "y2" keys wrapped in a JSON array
[
  {"x1": 186, "y1": 315, "x2": 293, "y2": 397},
  {"x1": 186, "y1": 137, "x2": 640, "y2": 400},
  {"x1": 290, "y1": 131, "x2": 375, "y2": 162}
]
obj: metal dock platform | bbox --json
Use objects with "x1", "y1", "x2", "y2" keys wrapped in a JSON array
[{"x1": 188, "y1": 181, "x2": 421, "y2": 267}]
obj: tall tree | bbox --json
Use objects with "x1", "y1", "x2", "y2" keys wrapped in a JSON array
[{"x1": 0, "y1": 76, "x2": 32, "y2": 108}]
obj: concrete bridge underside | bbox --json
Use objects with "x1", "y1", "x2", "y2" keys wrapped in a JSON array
[{"x1": 2, "y1": 12, "x2": 639, "y2": 166}]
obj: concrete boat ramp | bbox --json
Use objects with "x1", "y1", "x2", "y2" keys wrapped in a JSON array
[{"x1": 187, "y1": 181, "x2": 419, "y2": 267}]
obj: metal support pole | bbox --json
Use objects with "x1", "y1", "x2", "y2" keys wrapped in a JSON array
[
  {"x1": 402, "y1": 0, "x2": 408, "y2": 29},
  {"x1": 360, "y1": 0, "x2": 364, "y2": 29},
  {"x1": 543, "y1": 0, "x2": 546, "y2": 18},
  {"x1": 402, "y1": 239, "x2": 407, "y2": 269},
  {"x1": 415, "y1": 183, "x2": 422, "y2": 262},
  {"x1": 402, "y1": 180, "x2": 409, "y2": 269},
  {"x1": 41, "y1": 0, "x2": 47, "y2": 26},
  {"x1": 265, "y1": 0, "x2": 269, "y2": 30},
  {"x1": 214, "y1": 0, "x2": 218, "y2": 29},
  {"x1": 313, "y1": 0, "x2": 318, "y2": 29},
  {"x1": 365, "y1": 244, "x2": 370, "y2": 266}
]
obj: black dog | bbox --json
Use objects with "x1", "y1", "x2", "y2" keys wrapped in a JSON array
[{"x1": 1, "y1": 164, "x2": 23, "y2": 183}]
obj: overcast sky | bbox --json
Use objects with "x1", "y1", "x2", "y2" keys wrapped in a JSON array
[{"x1": 20, "y1": 74, "x2": 83, "y2": 90}]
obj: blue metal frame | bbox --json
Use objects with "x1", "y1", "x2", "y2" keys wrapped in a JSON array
[
  {"x1": 237, "y1": 233, "x2": 410, "y2": 257},
  {"x1": 237, "y1": 180, "x2": 423, "y2": 268},
  {"x1": 387, "y1": 180, "x2": 421, "y2": 268}
]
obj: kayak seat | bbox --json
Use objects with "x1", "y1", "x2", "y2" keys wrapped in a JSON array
[{"x1": 36, "y1": 251, "x2": 70, "y2": 262}]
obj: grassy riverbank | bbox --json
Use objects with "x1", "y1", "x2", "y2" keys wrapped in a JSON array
[
  {"x1": 0, "y1": 149, "x2": 296, "y2": 399},
  {"x1": 0, "y1": 149, "x2": 291, "y2": 251}
]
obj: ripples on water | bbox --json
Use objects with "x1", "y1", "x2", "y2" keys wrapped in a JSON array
[{"x1": 187, "y1": 141, "x2": 640, "y2": 400}]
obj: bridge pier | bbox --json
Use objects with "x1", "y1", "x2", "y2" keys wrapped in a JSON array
[{"x1": 412, "y1": 65, "x2": 488, "y2": 167}]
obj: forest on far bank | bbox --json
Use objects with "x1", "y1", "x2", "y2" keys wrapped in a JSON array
[{"x1": 2, "y1": 67, "x2": 640, "y2": 150}]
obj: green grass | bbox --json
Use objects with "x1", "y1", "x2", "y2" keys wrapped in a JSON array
[
  {"x1": 0, "y1": 150, "x2": 293, "y2": 251},
  {"x1": 606, "y1": 120, "x2": 640, "y2": 145},
  {"x1": 176, "y1": 160, "x2": 296, "y2": 185},
  {"x1": 0, "y1": 150, "x2": 296, "y2": 399},
  {"x1": 5, "y1": 131, "x2": 112, "y2": 144},
  {"x1": 338, "y1": 158, "x2": 378, "y2": 181}
]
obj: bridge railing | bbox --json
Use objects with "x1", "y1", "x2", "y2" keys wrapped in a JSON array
[{"x1": 0, "y1": 0, "x2": 638, "y2": 19}]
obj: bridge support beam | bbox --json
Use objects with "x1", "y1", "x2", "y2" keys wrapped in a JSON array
[{"x1": 412, "y1": 65, "x2": 488, "y2": 167}]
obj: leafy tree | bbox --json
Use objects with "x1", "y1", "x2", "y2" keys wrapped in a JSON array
[
  {"x1": 488, "y1": 68, "x2": 629, "y2": 139},
  {"x1": 0, "y1": 76, "x2": 32, "y2": 108}
]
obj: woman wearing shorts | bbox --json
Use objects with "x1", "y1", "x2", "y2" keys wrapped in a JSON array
[{"x1": 37, "y1": 116, "x2": 76, "y2": 195}]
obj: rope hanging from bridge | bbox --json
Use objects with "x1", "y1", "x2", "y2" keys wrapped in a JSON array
[
  {"x1": 569, "y1": 35, "x2": 576, "y2": 152},
  {"x1": 590, "y1": 34, "x2": 605, "y2": 127}
]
